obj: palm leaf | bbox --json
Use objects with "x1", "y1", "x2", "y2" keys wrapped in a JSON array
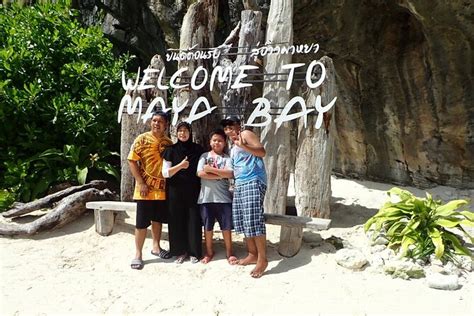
[
  {"x1": 460, "y1": 211, "x2": 474, "y2": 221},
  {"x1": 428, "y1": 227, "x2": 444, "y2": 259},
  {"x1": 456, "y1": 225, "x2": 474, "y2": 243},
  {"x1": 442, "y1": 232, "x2": 472, "y2": 257},
  {"x1": 400, "y1": 234, "x2": 416, "y2": 257},
  {"x1": 435, "y1": 200, "x2": 469, "y2": 217},
  {"x1": 387, "y1": 187, "x2": 414, "y2": 201}
]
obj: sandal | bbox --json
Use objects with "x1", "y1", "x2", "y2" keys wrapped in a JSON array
[
  {"x1": 200, "y1": 253, "x2": 214, "y2": 264},
  {"x1": 174, "y1": 254, "x2": 187, "y2": 264},
  {"x1": 190, "y1": 256, "x2": 199, "y2": 264},
  {"x1": 131, "y1": 258, "x2": 144, "y2": 270},
  {"x1": 151, "y1": 249, "x2": 171, "y2": 259}
]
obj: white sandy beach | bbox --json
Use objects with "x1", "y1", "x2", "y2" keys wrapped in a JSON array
[{"x1": 1, "y1": 176, "x2": 473, "y2": 315}]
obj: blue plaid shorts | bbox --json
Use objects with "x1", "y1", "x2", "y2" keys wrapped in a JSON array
[{"x1": 232, "y1": 180, "x2": 266, "y2": 237}]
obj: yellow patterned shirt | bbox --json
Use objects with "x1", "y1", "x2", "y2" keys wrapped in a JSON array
[{"x1": 127, "y1": 132, "x2": 172, "y2": 200}]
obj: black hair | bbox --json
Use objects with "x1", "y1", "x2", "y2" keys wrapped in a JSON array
[
  {"x1": 209, "y1": 128, "x2": 227, "y2": 140},
  {"x1": 152, "y1": 110, "x2": 169, "y2": 122}
]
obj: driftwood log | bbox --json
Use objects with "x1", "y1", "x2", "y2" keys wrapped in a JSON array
[
  {"x1": 295, "y1": 56, "x2": 337, "y2": 219},
  {"x1": 0, "y1": 188, "x2": 114, "y2": 236},
  {"x1": 2, "y1": 180, "x2": 107, "y2": 218}
]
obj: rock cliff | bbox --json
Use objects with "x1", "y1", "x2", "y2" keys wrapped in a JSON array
[
  {"x1": 74, "y1": 0, "x2": 473, "y2": 188},
  {"x1": 292, "y1": 0, "x2": 473, "y2": 188}
]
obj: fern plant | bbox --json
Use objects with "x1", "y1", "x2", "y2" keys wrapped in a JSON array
[{"x1": 364, "y1": 187, "x2": 474, "y2": 262}]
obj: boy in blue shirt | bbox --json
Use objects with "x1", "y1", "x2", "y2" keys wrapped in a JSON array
[{"x1": 221, "y1": 116, "x2": 268, "y2": 278}]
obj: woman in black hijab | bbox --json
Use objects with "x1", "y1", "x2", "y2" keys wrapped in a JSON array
[{"x1": 162, "y1": 122, "x2": 205, "y2": 263}]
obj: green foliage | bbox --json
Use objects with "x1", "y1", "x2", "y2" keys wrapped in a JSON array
[
  {"x1": 364, "y1": 187, "x2": 474, "y2": 262},
  {"x1": 2, "y1": 145, "x2": 119, "y2": 203},
  {"x1": 0, "y1": 3, "x2": 129, "y2": 210}
]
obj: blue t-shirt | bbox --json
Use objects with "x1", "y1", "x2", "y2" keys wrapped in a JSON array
[{"x1": 230, "y1": 145, "x2": 267, "y2": 185}]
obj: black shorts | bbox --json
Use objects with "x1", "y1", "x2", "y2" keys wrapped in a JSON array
[{"x1": 135, "y1": 200, "x2": 168, "y2": 229}]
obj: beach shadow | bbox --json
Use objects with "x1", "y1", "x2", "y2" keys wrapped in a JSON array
[
  {"x1": 113, "y1": 220, "x2": 136, "y2": 235},
  {"x1": 112, "y1": 220, "x2": 170, "y2": 241},
  {"x1": 265, "y1": 235, "x2": 337, "y2": 275},
  {"x1": 210, "y1": 237, "x2": 282, "y2": 264},
  {"x1": 329, "y1": 197, "x2": 378, "y2": 228}
]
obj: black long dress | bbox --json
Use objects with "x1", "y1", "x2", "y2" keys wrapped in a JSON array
[{"x1": 163, "y1": 135, "x2": 204, "y2": 259}]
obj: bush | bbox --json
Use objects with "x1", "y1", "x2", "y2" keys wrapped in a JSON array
[
  {"x1": 364, "y1": 187, "x2": 474, "y2": 263},
  {"x1": 0, "y1": 3, "x2": 129, "y2": 208}
]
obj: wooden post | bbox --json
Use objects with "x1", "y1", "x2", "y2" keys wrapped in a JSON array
[
  {"x1": 261, "y1": 0, "x2": 293, "y2": 216},
  {"x1": 257, "y1": 0, "x2": 296, "y2": 257},
  {"x1": 278, "y1": 226, "x2": 303, "y2": 257},
  {"x1": 120, "y1": 55, "x2": 167, "y2": 201},
  {"x1": 94, "y1": 209, "x2": 116, "y2": 236},
  {"x1": 216, "y1": 10, "x2": 262, "y2": 118},
  {"x1": 175, "y1": 0, "x2": 219, "y2": 145},
  {"x1": 295, "y1": 56, "x2": 337, "y2": 219}
]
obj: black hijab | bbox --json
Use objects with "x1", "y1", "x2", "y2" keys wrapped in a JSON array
[
  {"x1": 163, "y1": 122, "x2": 204, "y2": 192},
  {"x1": 173, "y1": 122, "x2": 203, "y2": 162}
]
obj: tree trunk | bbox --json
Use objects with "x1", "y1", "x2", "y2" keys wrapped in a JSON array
[
  {"x1": 175, "y1": 0, "x2": 219, "y2": 146},
  {"x1": 0, "y1": 188, "x2": 114, "y2": 236},
  {"x1": 261, "y1": 0, "x2": 293, "y2": 216},
  {"x1": 215, "y1": 10, "x2": 262, "y2": 118},
  {"x1": 2, "y1": 180, "x2": 107, "y2": 218},
  {"x1": 120, "y1": 55, "x2": 167, "y2": 201},
  {"x1": 258, "y1": 0, "x2": 294, "y2": 257},
  {"x1": 295, "y1": 56, "x2": 337, "y2": 219}
]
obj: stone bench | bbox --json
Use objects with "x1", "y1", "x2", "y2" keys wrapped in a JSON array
[{"x1": 86, "y1": 201, "x2": 331, "y2": 257}]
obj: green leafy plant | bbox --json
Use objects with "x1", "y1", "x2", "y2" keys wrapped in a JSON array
[
  {"x1": 0, "y1": 189, "x2": 16, "y2": 211},
  {"x1": 2, "y1": 145, "x2": 119, "y2": 208},
  {"x1": 0, "y1": 2, "x2": 130, "y2": 210},
  {"x1": 364, "y1": 187, "x2": 474, "y2": 262}
]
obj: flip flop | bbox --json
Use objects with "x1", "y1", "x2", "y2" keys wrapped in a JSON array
[
  {"x1": 131, "y1": 258, "x2": 144, "y2": 270},
  {"x1": 151, "y1": 249, "x2": 171, "y2": 259},
  {"x1": 227, "y1": 255, "x2": 238, "y2": 265},
  {"x1": 200, "y1": 253, "x2": 214, "y2": 264},
  {"x1": 175, "y1": 254, "x2": 187, "y2": 264}
]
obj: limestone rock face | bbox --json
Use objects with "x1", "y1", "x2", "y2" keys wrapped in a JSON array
[
  {"x1": 75, "y1": 0, "x2": 473, "y2": 188},
  {"x1": 292, "y1": 0, "x2": 474, "y2": 188},
  {"x1": 73, "y1": 0, "x2": 187, "y2": 66}
]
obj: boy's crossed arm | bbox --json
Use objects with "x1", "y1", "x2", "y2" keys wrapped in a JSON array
[{"x1": 198, "y1": 165, "x2": 233, "y2": 180}]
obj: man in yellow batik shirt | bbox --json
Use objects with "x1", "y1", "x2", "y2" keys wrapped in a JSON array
[{"x1": 128, "y1": 110, "x2": 173, "y2": 270}]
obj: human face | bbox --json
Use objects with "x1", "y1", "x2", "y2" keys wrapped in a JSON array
[
  {"x1": 150, "y1": 115, "x2": 167, "y2": 136},
  {"x1": 177, "y1": 125, "x2": 190, "y2": 142},
  {"x1": 210, "y1": 134, "x2": 226, "y2": 154},
  {"x1": 223, "y1": 123, "x2": 240, "y2": 142}
]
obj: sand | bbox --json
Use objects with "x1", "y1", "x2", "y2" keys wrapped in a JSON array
[{"x1": 1, "y1": 176, "x2": 473, "y2": 315}]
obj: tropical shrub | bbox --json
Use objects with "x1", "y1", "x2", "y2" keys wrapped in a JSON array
[
  {"x1": 2, "y1": 145, "x2": 119, "y2": 203},
  {"x1": 0, "y1": 2, "x2": 129, "y2": 209},
  {"x1": 364, "y1": 187, "x2": 473, "y2": 263}
]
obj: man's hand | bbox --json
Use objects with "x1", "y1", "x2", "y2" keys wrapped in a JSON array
[
  {"x1": 234, "y1": 131, "x2": 246, "y2": 147},
  {"x1": 138, "y1": 181, "x2": 149, "y2": 197}
]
